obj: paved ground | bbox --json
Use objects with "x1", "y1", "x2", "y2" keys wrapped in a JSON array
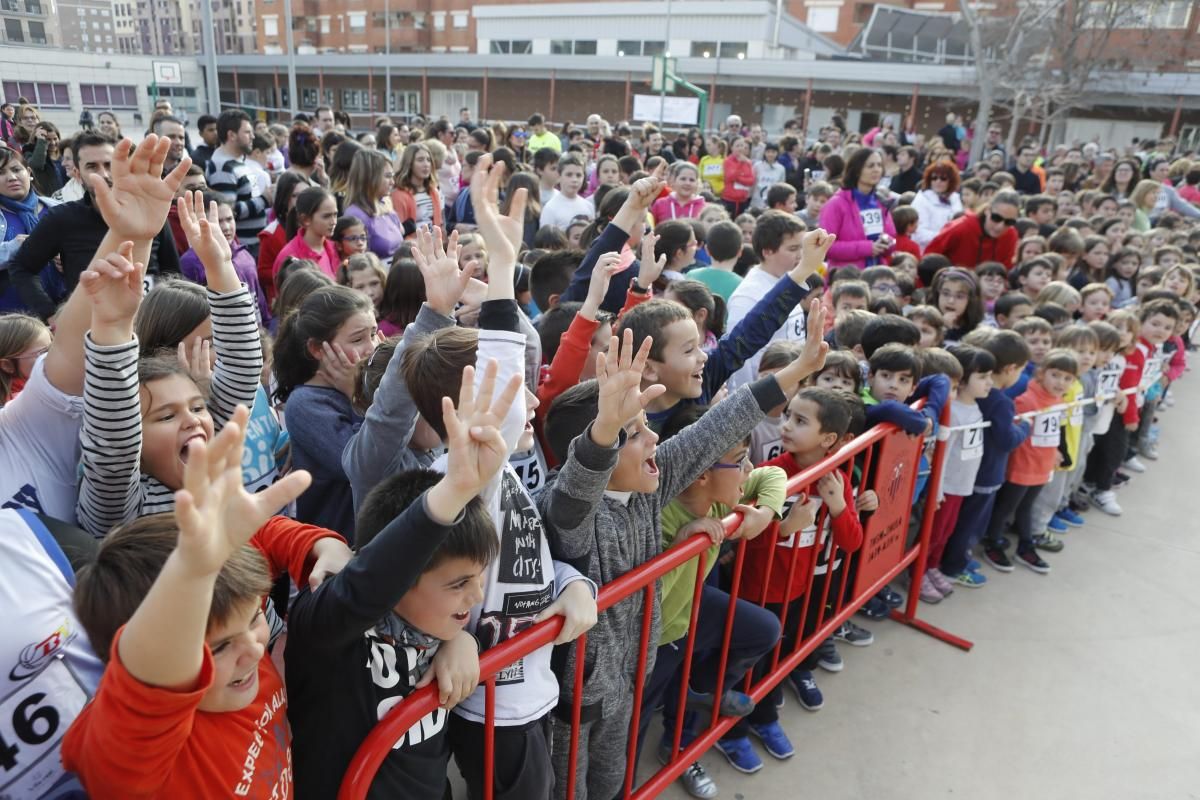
[{"x1": 639, "y1": 376, "x2": 1200, "y2": 800}]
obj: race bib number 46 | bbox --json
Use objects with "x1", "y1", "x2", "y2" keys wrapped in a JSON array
[{"x1": 0, "y1": 658, "x2": 88, "y2": 798}]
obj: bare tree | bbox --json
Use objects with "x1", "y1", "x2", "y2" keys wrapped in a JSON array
[{"x1": 961, "y1": 0, "x2": 1160, "y2": 162}]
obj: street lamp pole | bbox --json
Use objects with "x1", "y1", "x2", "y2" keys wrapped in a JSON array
[
  {"x1": 385, "y1": 0, "x2": 392, "y2": 115},
  {"x1": 657, "y1": 0, "x2": 672, "y2": 129}
]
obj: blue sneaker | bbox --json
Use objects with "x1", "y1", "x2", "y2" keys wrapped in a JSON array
[
  {"x1": 787, "y1": 669, "x2": 824, "y2": 711},
  {"x1": 749, "y1": 721, "x2": 795, "y2": 759},
  {"x1": 686, "y1": 688, "x2": 754, "y2": 718},
  {"x1": 967, "y1": 558, "x2": 982, "y2": 572},
  {"x1": 1056, "y1": 508, "x2": 1085, "y2": 527},
  {"x1": 948, "y1": 568, "x2": 987, "y2": 588},
  {"x1": 1046, "y1": 515, "x2": 1069, "y2": 533},
  {"x1": 714, "y1": 736, "x2": 764, "y2": 774}
]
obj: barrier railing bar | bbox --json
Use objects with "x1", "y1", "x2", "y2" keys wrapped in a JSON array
[
  {"x1": 565, "y1": 631, "x2": 586, "y2": 800},
  {"x1": 621, "y1": 583, "x2": 656, "y2": 797},
  {"x1": 941, "y1": 387, "x2": 1138, "y2": 433},
  {"x1": 484, "y1": 678, "x2": 496, "y2": 800},
  {"x1": 670, "y1": 550, "x2": 708, "y2": 761},
  {"x1": 709, "y1": 537, "x2": 747, "y2": 730}
]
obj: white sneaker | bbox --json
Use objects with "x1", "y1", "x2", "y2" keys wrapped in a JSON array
[
  {"x1": 1122, "y1": 456, "x2": 1147, "y2": 473},
  {"x1": 1090, "y1": 490, "x2": 1123, "y2": 516}
]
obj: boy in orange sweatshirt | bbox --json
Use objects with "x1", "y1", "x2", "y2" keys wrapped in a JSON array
[{"x1": 981, "y1": 349, "x2": 1079, "y2": 575}]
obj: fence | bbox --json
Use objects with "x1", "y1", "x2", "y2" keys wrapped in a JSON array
[{"x1": 339, "y1": 401, "x2": 969, "y2": 800}]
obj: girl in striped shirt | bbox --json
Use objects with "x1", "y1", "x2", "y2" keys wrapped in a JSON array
[{"x1": 75, "y1": 192, "x2": 264, "y2": 538}]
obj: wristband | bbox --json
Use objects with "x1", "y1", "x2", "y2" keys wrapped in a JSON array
[{"x1": 630, "y1": 282, "x2": 650, "y2": 295}]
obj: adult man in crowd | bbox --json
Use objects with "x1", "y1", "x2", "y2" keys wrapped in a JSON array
[
  {"x1": 205, "y1": 109, "x2": 268, "y2": 254},
  {"x1": 925, "y1": 189, "x2": 1020, "y2": 269},
  {"x1": 314, "y1": 105, "x2": 335, "y2": 133},
  {"x1": 152, "y1": 115, "x2": 188, "y2": 175},
  {"x1": 890, "y1": 146, "x2": 923, "y2": 194},
  {"x1": 1011, "y1": 144, "x2": 1043, "y2": 195},
  {"x1": 7, "y1": 131, "x2": 181, "y2": 320},
  {"x1": 189, "y1": 114, "x2": 219, "y2": 170}
]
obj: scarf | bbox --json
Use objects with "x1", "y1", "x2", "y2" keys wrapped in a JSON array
[
  {"x1": 374, "y1": 613, "x2": 442, "y2": 688},
  {"x1": 0, "y1": 190, "x2": 41, "y2": 237}
]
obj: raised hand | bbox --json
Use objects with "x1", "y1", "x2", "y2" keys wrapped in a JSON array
[
  {"x1": 591, "y1": 328, "x2": 667, "y2": 446},
  {"x1": 79, "y1": 241, "x2": 143, "y2": 343},
  {"x1": 411, "y1": 226, "x2": 470, "y2": 317},
  {"x1": 793, "y1": 228, "x2": 837, "y2": 283},
  {"x1": 91, "y1": 135, "x2": 191, "y2": 243},
  {"x1": 177, "y1": 338, "x2": 213, "y2": 386},
  {"x1": 173, "y1": 405, "x2": 313, "y2": 578},
  {"x1": 435, "y1": 360, "x2": 524, "y2": 506},
  {"x1": 582, "y1": 251, "x2": 623, "y2": 320},
  {"x1": 468, "y1": 154, "x2": 520, "y2": 288},
  {"x1": 628, "y1": 162, "x2": 666, "y2": 213},
  {"x1": 176, "y1": 191, "x2": 238, "y2": 292},
  {"x1": 636, "y1": 229, "x2": 668, "y2": 291},
  {"x1": 774, "y1": 297, "x2": 830, "y2": 394}
]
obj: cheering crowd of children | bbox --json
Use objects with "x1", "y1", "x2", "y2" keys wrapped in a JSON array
[{"x1": 0, "y1": 102, "x2": 1197, "y2": 800}]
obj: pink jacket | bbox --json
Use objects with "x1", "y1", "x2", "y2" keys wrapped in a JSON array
[
  {"x1": 651, "y1": 193, "x2": 705, "y2": 224},
  {"x1": 818, "y1": 188, "x2": 897, "y2": 269},
  {"x1": 1166, "y1": 335, "x2": 1187, "y2": 381}
]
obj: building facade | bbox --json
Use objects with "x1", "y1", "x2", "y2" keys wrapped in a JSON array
[
  {"x1": 57, "y1": 0, "x2": 117, "y2": 53},
  {"x1": 1, "y1": 0, "x2": 56, "y2": 47}
]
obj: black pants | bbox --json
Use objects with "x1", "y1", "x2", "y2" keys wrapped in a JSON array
[
  {"x1": 985, "y1": 481, "x2": 1042, "y2": 555},
  {"x1": 1084, "y1": 421, "x2": 1128, "y2": 491},
  {"x1": 449, "y1": 713, "x2": 554, "y2": 800}
]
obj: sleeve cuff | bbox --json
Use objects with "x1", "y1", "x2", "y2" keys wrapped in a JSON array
[
  {"x1": 748, "y1": 375, "x2": 788, "y2": 413},
  {"x1": 479, "y1": 299, "x2": 521, "y2": 333}
]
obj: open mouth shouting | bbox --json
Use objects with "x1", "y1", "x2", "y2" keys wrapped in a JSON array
[{"x1": 179, "y1": 432, "x2": 208, "y2": 463}]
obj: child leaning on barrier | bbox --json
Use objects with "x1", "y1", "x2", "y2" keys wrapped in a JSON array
[
  {"x1": 538, "y1": 299, "x2": 829, "y2": 800},
  {"x1": 286, "y1": 362, "x2": 521, "y2": 800}
]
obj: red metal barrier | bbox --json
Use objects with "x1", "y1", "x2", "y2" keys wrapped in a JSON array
[{"x1": 338, "y1": 406, "x2": 968, "y2": 800}]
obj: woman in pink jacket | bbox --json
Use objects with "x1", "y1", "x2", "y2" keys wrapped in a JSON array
[{"x1": 818, "y1": 147, "x2": 896, "y2": 269}]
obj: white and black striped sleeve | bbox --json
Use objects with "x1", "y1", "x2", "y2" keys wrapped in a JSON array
[
  {"x1": 206, "y1": 286, "x2": 264, "y2": 428},
  {"x1": 76, "y1": 333, "x2": 144, "y2": 539}
]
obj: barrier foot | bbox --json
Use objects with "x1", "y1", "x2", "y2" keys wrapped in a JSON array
[{"x1": 890, "y1": 610, "x2": 974, "y2": 651}]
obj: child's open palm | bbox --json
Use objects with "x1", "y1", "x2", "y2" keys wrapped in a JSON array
[
  {"x1": 638, "y1": 229, "x2": 668, "y2": 288},
  {"x1": 177, "y1": 191, "x2": 232, "y2": 272},
  {"x1": 79, "y1": 241, "x2": 144, "y2": 328},
  {"x1": 774, "y1": 298, "x2": 830, "y2": 392},
  {"x1": 469, "y1": 154, "x2": 523, "y2": 270},
  {"x1": 582, "y1": 251, "x2": 622, "y2": 318},
  {"x1": 174, "y1": 405, "x2": 313, "y2": 578},
  {"x1": 441, "y1": 360, "x2": 524, "y2": 499},
  {"x1": 411, "y1": 226, "x2": 469, "y2": 317},
  {"x1": 91, "y1": 135, "x2": 191, "y2": 242},
  {"x1": 594, "y1": 329, "x2": 666, "y2": 441}
]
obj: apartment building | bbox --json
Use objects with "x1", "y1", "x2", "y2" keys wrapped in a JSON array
[
  {"x1": 58, "y1": 0, "x2": 118, "y2": 53},
  {"x1": 0, "y1": 0, "x2": 56, "y2": 47}
]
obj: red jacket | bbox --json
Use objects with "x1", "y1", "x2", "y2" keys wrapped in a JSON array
[
  {"x1": 742, "y1": 453, "x2": 863, "y2": 604},
  {"x1": 1119, "y1": 346, "x2": 1144, "y2": 427},
  {"x1": 894, "y1": 234, "x2": 922, "y2": 261},
  {"x1": 721, "y1": 156, "x2": 755, "y2": 204},
  {"x1": 925, "y1": 211, "x2": 1017, "y2": 269}
]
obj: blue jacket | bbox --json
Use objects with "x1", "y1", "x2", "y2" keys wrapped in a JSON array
[
  {"x1": 1004, "y1": 361, "x2": 1036, "y2": 399},
  {"x1": 560, "y1": 222, "x2": 640, "y2": 314},
  {"x1": 974, "y1": 388, "x2": 1031, "y2": 489}
]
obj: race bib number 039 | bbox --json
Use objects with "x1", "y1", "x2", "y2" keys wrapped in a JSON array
[
  {"x1": 0, "y1": 657, "x2": 88, "y2": 798},
  {"x1": 859, "y1": 208, "x2": 884, "y2": 237}
]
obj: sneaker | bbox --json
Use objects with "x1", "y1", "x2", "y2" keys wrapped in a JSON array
[
  {"x1": 982, "y1": 543, "x2": 1014, "y2": 572},
  {"x1": 686, "y1": 688, "x2": 755, "y2": 718},
  {"x1": 966, "y1": 557, "x2": 982, "y2": 572},
  {"x1": 815, "y1": 639, "x2": 843, "y2": 673},
  {"x1": 1068, "y1": 498, "x2": 1090, "y2": 514},
  {"x1": 787, "y1": 669, "x2": 824, "y2": 711},
  {"x1": 858, "y1": 596, "x2": 890, "y2": 619},
  {"x1": 948, "y1": 568, "x2": 988, "y2": 588},
  {"x1": 1122, "y1": 455, "x2": 1147, "y2": 473},
  {"x1": 878, "y1": 586, "x2": 904, "y2": 608},
  {"x1": 834, "y1": 620, "x2": 875, "y2": 647},
  {"x1": 1033, "y1": 532, "x2": 1065, "y2": 553},
  {"x1": 1016, "y1": 549, "x2": 1051, "y2": 574},
  {"x1": 926, "y1": 567, "x2": 955, "y2": 596},
  {"x1": 654, "y1": 750, "x2": 714, "y2": 800},
  {"x1": 1045, "y1": 515, "x2": 1069, "y2": 533},
  {"x1": 749, "y1": 721, "x2": 795, "y2": 760},
  {"x1": 1139, "y1": 443, "x2": 1159, "y2": 461},
  {"x1": 1090, "y1": 489, "x2": 1123, "y2": 516},
  {"x1": 1056, "y1": 508, "x2": 1085, "y2": 527},
  {"x1": 919, "y1": 573, "x2": 944, "y2": 604},
  {"x1": 714, "y1": 736, "x2": 764, "y2": 774},
  {"x1": 1113, "y1": 472, "x2": 1132, "y2": 488}
]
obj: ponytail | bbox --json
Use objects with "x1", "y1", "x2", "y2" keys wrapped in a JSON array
[
  {"x1": 579, "y1": 187, "x2": 629, "y2": 251},
  {"x1": 271, "y1": 285, "x2": 372, "y2": 403},
  {"x1": 286, "y1": 186, "x2": 334, "y2": 240}
]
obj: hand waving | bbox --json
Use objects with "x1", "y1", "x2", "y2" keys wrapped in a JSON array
[
  {"x1": 174, "y1": 405, "x2": 313, "y2": 578},
  {"x1": 440, "y1": 359, "x2": 524, "y2": 501},
  {"x1": 79, "y1": 241, "x2": 143, "y2": 339},
  {"x1": 177, "y1": 191, "x2": 237, "y2": 291},
  {"x1": 91, "y1": 135, "x2": 192, "y2": 243},
  {"x1": 637, "y1": 229, "x2": 668, "y2": 290},
  {"x1": 582, "y1": 251, "x2": 623, "y2": 319},
  {"x1": 628, "y1": 162, "x2": 666, "y2": 213},
  {"x1": 592, "y1": 328, "x2": 667, "y2": 446},
  {"x1": 469, "y1": 154, "x2": 522, "y2": 280},
  {"x1": 774, "y1": 298, "x2": 830, "y2": 394},
  {"x1": 411, "y1": 226, "x2": 470, "y2": 317}
]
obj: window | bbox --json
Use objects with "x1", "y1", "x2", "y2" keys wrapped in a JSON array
[
  {"x1": 3, "y1": 80, "x2": 69, "y2": 107},
  {"x1": 239, "y1": 88, "x2": 259, "y2": 108},
  {"x1": 24, "y1": 0, "x2": 40, "y2": 11},
  {"x1": 719, "y1": 41, "x2": 747, "y2": 58},
  {"x1": 691, "y1": 41, "x2": 717, "y2": 57},
  {"x1": 617, "y1": 39, "x2": 640, "y2": 56},
  {"x1": 81, "y1": 83, "x2": 137, "y2": 109},
  {"x1": 348, "y1": 11, "x2": 364, "y2": 31},
  {"x1": 1088, "y1": 0, "x2": 1190, "y2": 29},
  {"x1": 642, "y1": 40, "x2": 665, "y2": 56},
  {"x1": 301, "y1": 87, "x2": 318, "y2": 107},
  {"x1": 451, "y1": 11, "x2": 466, "y2": 28},
  {"x1": 489, "y1": 38, "x2": 531, "y2": 54},
  {"x1": 550, "y1": 39, "x2": 571, "y2": 54},
  {"x1": 550, "y1": 39, "x2": 595, "y2": 55},
  {"x1": 574, "y1": 40, "x2": 596, "y2": 54},
  {"x1": 1, "y1": 0, "x2": 20, "y2": 12},
  {"x1": 27, "y1": 19, "x2": 44, "y2": 42},
  {"x1": 428, "y1": 88, "x2": 476, "y2": 119},
  {"x1": 4, "y1": 19, "x2": 23, "y2": 42},
  {"x1": 432, "y1": 11, "x2": 444, "y2": 30},
  {"x1": 807, "y1": 6, "x2": 839, "y2": 31},
  {"x1": 389, "y1": 90, "x2": 420, "y2": 115},
  {"x1": 262, "y1": 15, "x2": 276, "y2": 36}
]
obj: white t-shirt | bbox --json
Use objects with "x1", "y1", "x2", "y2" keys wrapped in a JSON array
[
  {"x1": 0, "y1": 356, "x2": 84, "y2": 523},
  {"x1": 750, "y1": 414, "x2": 785, "y2": 465},
  {"x1": 540, "y1": 192, "x2": 594, "y2": 231},
  {"x1": 0, "y1": 509, "x2": 103, "y2": 799},
  {"x1": 726, "y1": 267, "x2": 807, "y2": 389}
]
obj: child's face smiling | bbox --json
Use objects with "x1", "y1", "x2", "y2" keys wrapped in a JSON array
[
  {"x1": 199, "y1": 600, "x2": 268, "y2": 713},
  {"x1": 867, "y1": 368, "x2": 915, "y2": 402},
  {"x1": 1038, "y1": 366, "x2": 1075, "y2": 398},
  {"x1": 609, "y1": 412, "x2": 661, "y2": 492},
  {"x1": 1080, "y1": 292, "x2": 1110, "y2": 322},
  {"x1": 648, "y1": 319, "x2": 709, "y2": 403},
  {"x1": 394, "y1": 556, "x2": 488, "y2": 641}
]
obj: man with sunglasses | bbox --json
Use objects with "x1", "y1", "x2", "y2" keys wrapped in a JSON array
[{"x1": 925, "y1": 189, "x2": 1020, "y2": 269}]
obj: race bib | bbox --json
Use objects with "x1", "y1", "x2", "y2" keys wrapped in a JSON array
[
  {"x1": 760, "y1": 439, "x2": 783, "y2": 463},
  {"x1": 142, "y1": 272, "x2": 156, "y2": 296},
  {"x1": 1031, "y1": 412, "x2": 1061, "y2": 448},
  {"x1": 1140, "y1": 354, "x2": 1164, "y2": 390},
  {"x1": 702, "y1": 163, "x2": 721, "y2": 177},
  {"x1": 509, "y1": 449, "x2": 545, "y2": 494},
  {"x1": 1069, "y1": 401, "x2": 1083, "y2": 427},
  {"x1": 960, "y1": 426, "x2": 984, "y2": 461},
  {"x1": 859, "y1": 207, "x2": 884, "y2": 237},
  {"x1": 1097, "y1": 365, "x2": 1121, "y2": 398},
  {"x1": 0, "y1": 657, "x2": 89, "y2": 799}
]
